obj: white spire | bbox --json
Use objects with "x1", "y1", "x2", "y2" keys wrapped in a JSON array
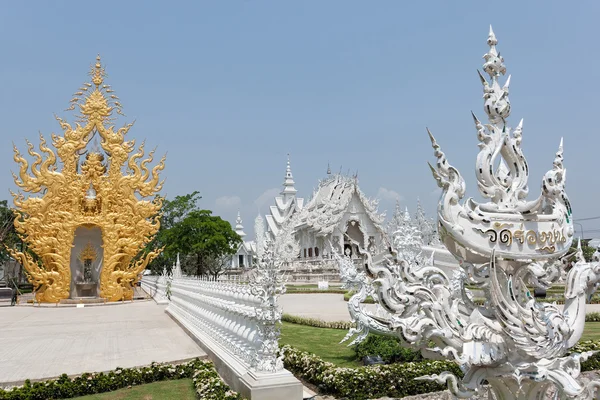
[
  {"x1": 403, "y1": 206, "x2": 411, "y2": 221},
  {"x1": 281, "y1": 153, "x2": 298, "y2": 199},
  {"x1": 235, "y1": 211, "x2": 246, "y2": 238},
  {"x1": 173, "y1": 252, "x2": 182, "y2": 279}
]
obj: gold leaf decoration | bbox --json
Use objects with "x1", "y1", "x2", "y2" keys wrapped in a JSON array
[{"x1": 9, "y1": 55, "x2": 165, "y2": 303}]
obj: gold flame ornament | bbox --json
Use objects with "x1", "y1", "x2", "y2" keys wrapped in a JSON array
[
  {"x1": 10, "y1": 56, "x2": 165, "y2": 303},
  {"x1": 78, "y1": 242, "x2": 98, "y2": 264}
]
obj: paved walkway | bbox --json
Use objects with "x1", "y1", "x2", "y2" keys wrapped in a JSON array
[
  {"x1": 280, "y1": 293, "x2": 377, "y2": 321},
  {"x1": 0, "y1": 301, "x2": 206, "y2": 386},
  {"x1": 279, "y1": 293, "x2": 600, "y2": 322}
]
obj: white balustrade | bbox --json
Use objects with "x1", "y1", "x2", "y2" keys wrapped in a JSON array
[
  {"x1": 140, "y1": 267, "x2": 170, "y2": 304},
  {"x1": 166, "y1": 276, "x2": 261, "y2": 367},
  {"x1": 142, "y1": 218, "x2": 302, "y2": 398}
]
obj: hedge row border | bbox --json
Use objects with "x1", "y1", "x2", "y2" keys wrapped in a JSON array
[{"x1": 0, "y1": 359, "x2": 242, "y2": 400}]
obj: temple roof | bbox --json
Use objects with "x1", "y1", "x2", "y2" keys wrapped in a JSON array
[{"x1": 295, "y1": 174, "x2": 386, "y2": 236}]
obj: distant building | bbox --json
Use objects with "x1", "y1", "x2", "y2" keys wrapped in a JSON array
[
  {"x1": 260, "y1": 157, "x2": 387, "y2": 280},
  {"x1": 294, "y1": 173, "x2": 387, "y2": 261},
  {"x1": 230, "y1": 212, "x2": 256, "y2": 269}
]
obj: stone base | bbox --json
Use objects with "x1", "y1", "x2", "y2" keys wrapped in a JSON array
[
  {"x1": 61, "y1": 298, "x2": 106, "y2": 304},
  {"x1": 166, "y1": 306, "x2": 303, "y2": 400}
]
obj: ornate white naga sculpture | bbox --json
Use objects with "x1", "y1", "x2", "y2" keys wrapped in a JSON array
[{"x1": 336, "y1": 27, "x2": 600, "y2": 399}]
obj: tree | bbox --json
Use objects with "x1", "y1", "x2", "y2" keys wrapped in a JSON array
[
  {"x1": 0, "y1": 200, "x2": 23, "y2": 285},
  {"x1": 146, "y1": 191, "x2": 202, "y2": 274},
  {"x1": 163, "y1": 210, "x2": 242, "y2": 276},
  {"x1": 0, "y1": 200, "x2": 18, "y2": 262}
]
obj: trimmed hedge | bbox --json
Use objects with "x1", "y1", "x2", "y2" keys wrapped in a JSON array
[
  {"x1": 0, "y1": 359, "x2": 242, "y2": 400},
  {"x1": 282, "y1": 313, "x2": 355, "y2": 330},
  {"x1": 354, "y1": 334, "x2": 422, "y2": 364},
  {"x1": 586, "y1": 313, "x2": 600, "y2": 322},
  {"x1": 286, "y1": 288, "x2": 346, "y2": 294},
  {"x1": 281, "y1": 345, "x2": 462, "y2": 400}
]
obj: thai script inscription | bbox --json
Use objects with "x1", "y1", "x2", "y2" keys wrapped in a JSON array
[{"x1": 473, "y1": 222, "x2": 566, "y2": 253}]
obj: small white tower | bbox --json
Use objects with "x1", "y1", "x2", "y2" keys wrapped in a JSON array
[
  {"x1": 235, "y1": 211, "x2": 247, "y2": 239},
  {"x1": 281, "y1": 154, "x2": 298, "y2": 202}
]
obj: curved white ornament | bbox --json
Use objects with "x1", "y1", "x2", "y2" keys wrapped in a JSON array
[{"x1": 336, "y1": 27, "x2": 600, "y2": 399}]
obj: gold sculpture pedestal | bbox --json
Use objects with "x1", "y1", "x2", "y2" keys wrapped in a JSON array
[{"x1": 74, "y1": 282, "x2": 98, "y2": 298}]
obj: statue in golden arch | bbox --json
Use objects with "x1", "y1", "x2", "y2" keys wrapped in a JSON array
[{"x1": 9, "y1": 56, "x2": 165, "y2": 303}]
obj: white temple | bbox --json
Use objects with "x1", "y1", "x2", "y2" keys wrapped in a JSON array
[
  {"x1": 257, "y1": 157, "x2": 389, "y2": 280},
  {"x1": 294, "y1": 173, "x2": 387, "y2": 261},
  {"x1": 229, "y1": 211, "x2": 256, "y2": 269},
  {"x1": 226, "y1": 156, "x2": 446, "y2": 280}
]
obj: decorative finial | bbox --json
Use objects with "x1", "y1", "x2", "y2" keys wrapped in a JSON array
[
  {"x1": 91, "y1": 54, "x2": 105, "y2": 87},
  {"x1": 286, "y1": 154, "x2": 292, "y2": 178},
  {"x1": 487, "y1": 25, "x2": 498, "y2": 46},
  {"x1": 483, "y1": 26, "x2": 506, "y2": 79},
  {"x1": 327, "y1": 162, "x2": 331, "y2": 175},
  {"x1": 281, "y1": 154, "x2": 297, "y2": 197}
]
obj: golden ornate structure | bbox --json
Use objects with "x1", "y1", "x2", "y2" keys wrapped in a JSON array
[
  {"x1": 78, "y1": 242, "x2": 98, "y2": 264},
  {"x1": 10, "y1": 56, "x2": 165, "y2": 303}
]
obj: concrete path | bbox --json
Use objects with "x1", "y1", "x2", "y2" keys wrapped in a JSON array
[
  {"x1": 279, "y1": 293, "x2": 600, "y2": 322},
  {"x1": 0, "y1": 301, "x2": 206, "y2": 386},
  {"x1": 280, "y1": 293, "x2": 376, "y2": 322}
]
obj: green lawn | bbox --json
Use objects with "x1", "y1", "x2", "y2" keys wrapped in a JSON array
[
  {"x1": 280, "y1": 321, "x2": 360, "y2": 367},
  {"x1": 583, "y1": 322, "x2": 600, "y2": 341},
  {"x1": 73, "y1": 379, "x2": 195, "y2": 400},
  {"x1": 281, "y1": 321, "x2": 600, "y2": 369}
]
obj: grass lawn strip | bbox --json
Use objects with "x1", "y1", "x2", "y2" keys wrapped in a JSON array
[
  {"x1": 280, "y1": 321, "x2": 360, "y2": 367},
  {"x1": 73, "y1": 379, "x2": 195, "y2": 400}
]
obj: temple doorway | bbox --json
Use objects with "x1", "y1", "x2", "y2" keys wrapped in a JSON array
[
  {"x1": 344, "y1": 220, "x2": 364, "y2": 258},
  {"x1": 69, "y1": 226, "x2": 104, "y2": 298}
]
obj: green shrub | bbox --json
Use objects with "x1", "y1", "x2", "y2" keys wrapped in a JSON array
[
  {"x1": 282, "y1": 313, "x2": 355, "y2": 330},
  {"x1": 281, "y1": 345, "x2": 461, "y2": 400},
  {"x1": 586, "y1": 312, "x2": 600, "y2": 322},
  {"x1": 354, "y1": 334, "x2": 422, "y2": 364},
  {"x1": 285, "y1": 288, "x2": 346, "y2": 294},
  {"x1": 571, "y1": 340, "x2": 600, "y2": 372},
  {"x1": 0, "y1": 359, "x2": 242, "y2": 400}
]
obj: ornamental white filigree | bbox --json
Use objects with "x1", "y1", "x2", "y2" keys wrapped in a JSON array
[
  {"x1": 336, "y1": 27, "x2": 600, "y2": 399},
  {"x1": 250, "y1": 214, "x2": 299, "y2": 372},
  {"x1": 415, "y1": 199, "x2": 440, "y2": 246}
]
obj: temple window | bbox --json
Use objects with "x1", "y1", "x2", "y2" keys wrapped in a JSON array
[
  {"x1": 308, "y1": 248, "x2": 313, "y2": 257},
  {"x1": 315, "y1": 247, "x2": 319, "y2": 257},
  {"x1": 304, "y1": 248, "x2": 307, "y2": 258}
]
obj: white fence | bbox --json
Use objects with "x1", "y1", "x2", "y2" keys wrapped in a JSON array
[
  {"x1": 140, "y1": 273, "x2": 301, "y2": 399},
  {"x1": 166, "y1": 277, "x2": 259, "y2": 367},
  {"x1": 140, "y1": 273, "x2": 169, "y2": 305}
]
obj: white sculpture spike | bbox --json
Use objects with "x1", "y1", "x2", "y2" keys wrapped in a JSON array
[{"x1": 336, "y1": 27, "x2": 594, "y2": 399}]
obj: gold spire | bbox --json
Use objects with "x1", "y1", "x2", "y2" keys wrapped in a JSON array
[{"x1": 91, "y1": 54, "x2": 105, "y2": 87}]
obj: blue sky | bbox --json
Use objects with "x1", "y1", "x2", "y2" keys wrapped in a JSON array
[{"x1": 1, "y1": 1, "x2": 599, "y2": 239}]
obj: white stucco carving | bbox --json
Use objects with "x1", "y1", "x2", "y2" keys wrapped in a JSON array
[{"x1": 336, "y1": 26, "x2": 600, "y2": 399}]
